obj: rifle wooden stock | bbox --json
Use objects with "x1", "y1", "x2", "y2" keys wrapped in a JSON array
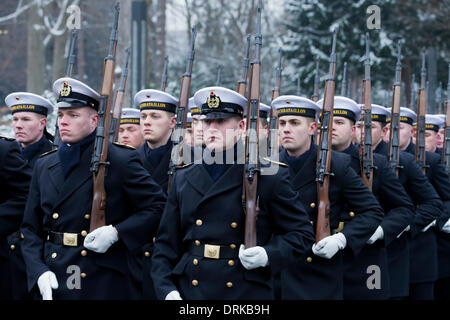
[
  {"x1": 160, "y1": 55, "x2": 169, "y2": 92},
  {"x1": 315, "y1": 29, "x2": 337, "y2": 243},
  {"x1": 90, "y1": 2, "x2": 120, "y2": 232},
  {"x1": 244, "y1": 1, "x2": 262, "y2": 249},
  {"x1": 111, "y1": 47, "x2": 130, "y2": 142},
  {"x1": 360, "y1": 33, "x2": 373, "y2": 190},
  {"x1": 167, "y1": 27, "x2": 197, "y2": 192},
  {"x1": 415, "y1": 51, "x2": 427, "y2": 174},
  {"x1": 388, "y1": 42, "x2": 402, "y2": 177}
]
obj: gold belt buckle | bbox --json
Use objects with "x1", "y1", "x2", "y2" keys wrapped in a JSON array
[
  {"x1": 204, "y1": 244, "x2": 220, "y2": 259},
  {"x1": 334, "y1": 221, "x2": 345, "y2": 234},
  {"x1": 63, "y1": 233, "x2": 78, "y2": 246}
]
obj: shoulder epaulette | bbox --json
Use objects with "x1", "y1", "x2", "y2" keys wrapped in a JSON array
[
  {"x1": 39, "y1": 148, "x2": 58, "y2": 157},
  {"x1": 176, "y1": 162, "x2": 194, "y2": 169},
  {"x1": 0, "y1": 135, "x2": 15, "y2": 141},
  {"x1": 262, "y1": 157, "x2": 288, "y2": 167},
  {"x1": 112, "y1": 142, "x2": 136, "y2": 150}
]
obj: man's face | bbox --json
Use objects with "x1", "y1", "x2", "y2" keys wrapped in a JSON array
[
  {"x1": 12, "y1": 112, "x2": 46, "y2": 147},
  {"x1": 191, "y1": 115, "x2": 204, "y2": 147},
  {"x1": 57, "y1": 107, "x2": 98, "y2": 144},
  {"x1": 278, "y1": 115, "x2": 316, "y2": 155},
  {"x1": 437, "y1": 128, "x2": 444, "y2": 148},
  {"x1": 331, "y1": 116, "x2": 354, "y2": 151},
  {"x1": 140, "y1": 110, "x2": 175, "y2": 146},
  {"x1": 184, "y1": 127, "x2": 194, "y2": 147},
  {"x1": 383, "y1": 122, "x2": 414, "y2": 150},
  {"x1": 119, "y1": 124, "x2": 144, "y2": 149},
  {"x1": 203, "y1": 116, "x2": 244, "y2": 152},
  {"x1": 243, "y1": 117, "x2": 269, "y2": 141},
  {"x1": 424, "y1": 130, "x2": 438, "y2": 152},
  {"x1": 355, "y1": 120, "x2": 384, "y2": 148}
]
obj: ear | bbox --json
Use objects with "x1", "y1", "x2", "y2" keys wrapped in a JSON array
[
  {"x1": 40, "y1": 117, "x2": 47, "y2": 129},
  {"x1": 309, "y1": 121, "x2": 317, "y2": 136},
  {"x1": 411, "y1": 126, "x2": 417, "y2": 137},
  {"x1": 91, "y1": 112, "x2": 99, "y2": 127}
]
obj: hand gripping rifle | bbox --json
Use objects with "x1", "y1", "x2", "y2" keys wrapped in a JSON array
[
  {"x1": 167, "y1": 27, "x2": 197, "y2": 192},
  {"x1": 415, "y1": 50, "x2": 428, "y2": 174},
  {"x1": 360, "y1": 33, "x2": 374, "y2": 190},
  {"x1": 160, "y1": 55, "x2": 169, "y2": 91},
  {"x1": 268, "y1": 48, "x2": 282, "y2": 157},
  {"x1": 243, "y1": 0, "x2": 262, "y2": 249},
  {"x1": 237, "y1": 34, "x2": 252, "y2": 96},
  {"x1": 443, "y1": 63, "x2": 450, "y2": 176},
  {"x1": 315, "y1": 29, "x2": 338, "y2": 243},
  {"x1": 53, "y1": 29, "x2": 79, "y2": 147},
  {"x1": 110, "y1": 47, "x2": 131, "y2": 142},
  {"x1": 311, "y1": 57, "x2": 320, "y2": 102},
  {"x1": 388, "y1": 42, "x2": 403, "y2": 177},
  {"x1": 89, "y1": 2, "x2": 120, "y2": 232}
]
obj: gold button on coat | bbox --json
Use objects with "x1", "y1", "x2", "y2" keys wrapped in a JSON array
[
  {"x1": 230, "y1": 244, "x2": 236, "y2": 249},
  {"x1": 349, "y1": 211, "x2": 355, "y2": 217},
  {"x1": 193, "y1": 259, "x2": 198, "y2": 265},
  {"x1": 306, "y1": 257, "x2": 312, "y2": 263},
  {"x1": 81, "y1": 273, "x2": 86, "y2": 278},
  {"x1": 144, "y1": 251, "x2": 150, "y2": 257},
  {"x1": 51, "y1": 252, "x2": 57, "y2": 259},
  {"x1": 196, "y1": 219, "x2": 203, "y2": 226},
  {"x1": 192, "y1": 280, "x2": 198, "y2": 286},
  {"x1": 81, "y1": 250, "x2": 87, "y2": 256},
  {"x1": 10, "y1": 245, "x2": 16, "y2": 250},
  {"x1": 81, "y1": 230, "x2": 87, "y2": 237},
  {"x1": 226, "y1": 282, "x2": 233, "y2": 288},
  {"x1": 84, "y1": 214, "x2": 90, "y2": 220},
  {"x1": 195, "y1": 240, "x2": 201, "y2": 246},
  {"x1": 230, "y1": 222, "x2": 238, "y2": 228},
  {"x1": 52, "y1": 213, "x2": 59, "y2": 219},
  {"x1": 228, "y1": 260, "x2": 234, "y2": 267},
  {"x1": 310, "y1": 202, "x2": 316, "y2": 208}
]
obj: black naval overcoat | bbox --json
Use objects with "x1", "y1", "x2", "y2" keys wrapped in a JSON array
[
  {"x1": 342, "y1": 144, "x2": 414, "y2": 299},
  {"x1": 279, "y1": 144, "x2": 384, "y2": 300},
  {"x1": 151, "y1": 153, "x2": 315, "y2": 300},
  {"x1": 0, "y1": 137, "x2": 32, "y2": 300},
  {"x1": 20, "y1": 140, "x2": 167, "y2": 299}
]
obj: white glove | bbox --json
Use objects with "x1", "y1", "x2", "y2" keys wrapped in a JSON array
[
  {"x1": 312, "y1": 232, "x2": 347, "y2": 259},
  {"x1": 422, "y1": 220, "x2": 436, "y2": 232},
  {"x1": 366, "y1": 226, "x2": 384, "y2": 244},
  {"x1": 37, "y1": 271, "x2": 58, "y2": 300},
  {"x1": 83, "y1": 225, "x2": 118, "y2": 253},
  {"x1": 396, "y1": 225, "x2": 410, "y2": 238},
  {"x1": 441, "y1": 218, "x2": 450, "y2": 233},
  {"x1": 165, "y1": 290, "x2": 182, "y2": 300},
  {"x1": 239, "y1": 245, "x2": 269, "y2": 270}
]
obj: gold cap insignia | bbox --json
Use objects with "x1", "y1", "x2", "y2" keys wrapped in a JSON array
[
  {"x1": 207, "y1": 91, "x2": 220, "y2": 108},
  {"x1": 60, "y1": 81, "x2": 71, "y2": 97}
]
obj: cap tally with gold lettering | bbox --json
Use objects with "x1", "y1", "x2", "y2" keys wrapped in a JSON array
[
  {"x1": 188, "y1": 97, "x2": 201, "y2": 116},
  {"x1": 425, "y1": 114, "x2": 445, "y2": 132},
  {"x1": 272, "y1": 95, "x2": 320, "y2": 118},
  {"x1": 186, "y1": 112, "x2": 193, "y2": 128},
  {"x1": 387, "y1": 107, "x2": 417, "y2": 126},
  {"x1": 358, "y1": 104, "x2": 390, "y2": 124},
  {"x1": 318, "y1": 96, "x2": 361, "y2": 122},
  {"x1": 120, "y1": 108, "x2": 140, "y2": 125},
  {"x1": 194, "y1": 86, "x2": 247, "y2": 120},
  {"x1": 53, "y1": 77, "x2": 100, "y2": 111},
  {"x1": 134, "y1": 89, "x2": 178, "y2": 114},
  {"x1": 5, "y1": 92, "x2": 54, "y2": 116}
]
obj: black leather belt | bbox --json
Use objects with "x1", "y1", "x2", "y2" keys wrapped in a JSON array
[
  {"x1": 47, "y1": 231, "x2": 83, "y2": 247},
  {"x1": 189, "y1": 243, "x2": 238, "y2": 259}
]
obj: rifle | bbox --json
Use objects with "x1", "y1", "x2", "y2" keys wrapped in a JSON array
[
  {"x1": 110, "y1": 47, "x2": 131, "y2": 142},
  {"x1": 54, "y1": 29, "x2": 79, "y2": 147},
  {"x1": 409, "y1": 74, "x2": 415, "y2": 109},
  {"x1": 311, "y1": 57, "x2": 320, "y2": 102},
  {"x1": 167, "y1": 26, "x2": 197, "y2": 192},
  {"x1": 216, "y1": 64, "x2": 223, "y2": 86},
  {"x1": 340, "y1": 61, "x2": 347, "y2": 97},
  {"x1": 89, "y1": 2, "x2": 120, "y2": 232},
  {"x1": 388, "y1": 42, "x2": 403, "y2": 177},
  {"x1": 268, "y1": 48, "x2": 282, "y2": 157},
  {"x1": 415, "y1": 50, "x2": 427, "y2": 174},
  {"x1": 160, "y1": 55, "x2": 169, "y2": 91},
  {"x1": 237, "y1": 34, "x2": 251, "y2": 96},
  {"x1": 360, "y1": 33, "x2": 374, "y2": 190},
  {"x1": 315, "y1": 29, "x2": 338, "y2": 243},
  {"x1": 443, "y1": 63, "x2": 450, "y2": 176},
  {"x1": 243, "y1": 0, "x2": 262, "y2": 249}
]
